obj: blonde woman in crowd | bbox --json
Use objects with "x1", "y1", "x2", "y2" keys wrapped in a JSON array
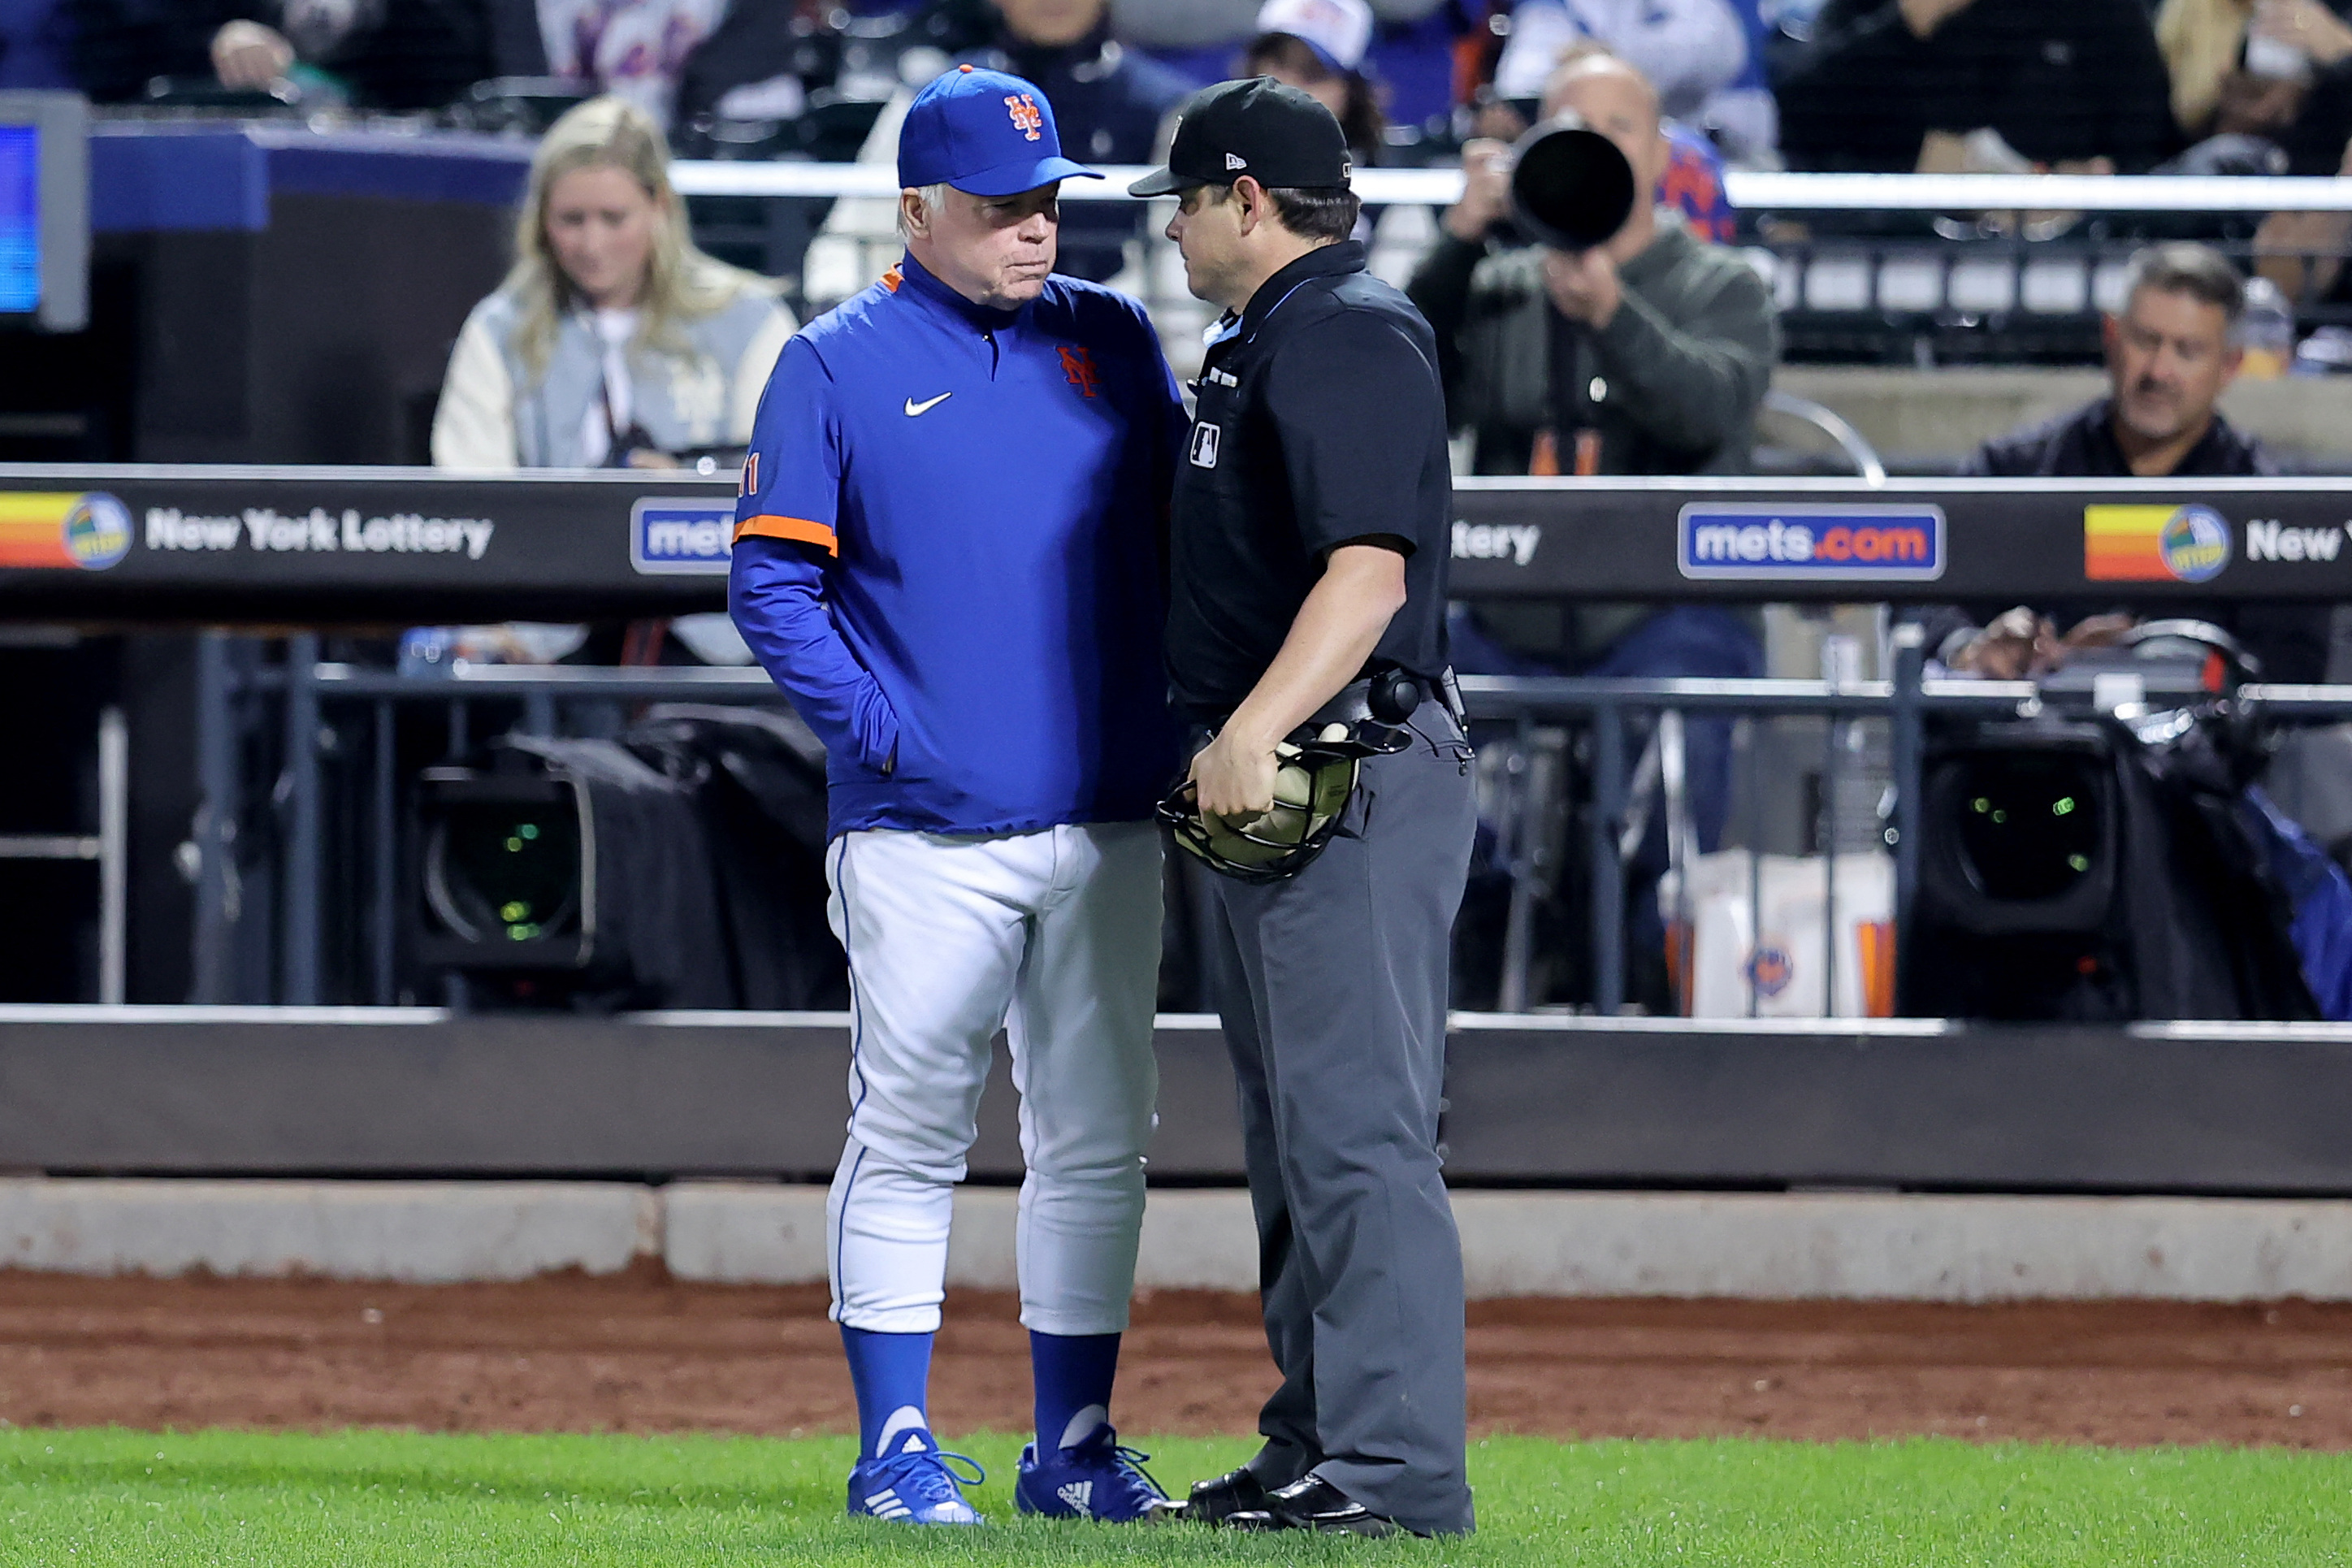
[
  {"x1": 434, "y1": 95, "x2": 793, "y2": 473},
  {"x1": 431, "y1": 95, "x2": 790, "y2": 665}
]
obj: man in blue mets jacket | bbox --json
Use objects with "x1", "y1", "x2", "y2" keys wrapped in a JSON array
[{"x1": 728, "y1": 63, "x2": 1185, "y2": 1528}]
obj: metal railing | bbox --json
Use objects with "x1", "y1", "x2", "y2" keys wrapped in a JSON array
[
  {"x1": 185, "y1": 631, "x2": 2352, "y2": 1016},
  {"x1": 0, "y1": 707, "x2": 127, "y2": 1005},
  {"x1": 193, "y1": 648, "x2": 799, "y2": 1007},
  {"x1": 672, "y1": 164, "x2": 2352, "y2": 212},
  {"x1": 674, "y1": 162, "x2": 2352, "y2": 366}
]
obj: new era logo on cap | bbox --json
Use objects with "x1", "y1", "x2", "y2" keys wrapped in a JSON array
[{"x1": 1128, "y1": 76, "x2": 1353, "y2": 197}]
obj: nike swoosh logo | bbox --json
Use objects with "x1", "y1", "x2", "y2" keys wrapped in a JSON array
[{"x1": 904, "y1": 393, "x2": 952, "y2": 416}]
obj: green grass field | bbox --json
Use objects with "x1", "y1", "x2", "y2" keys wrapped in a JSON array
[{"x1": 0, "y1": 1426, "x2": 2347, "y2": 1566}]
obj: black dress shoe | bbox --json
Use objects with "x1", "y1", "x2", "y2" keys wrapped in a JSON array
[
  {"x1": 1148, "y1": 1465, "x2": 1271, "y2": 1524},
  {"x1": 1222, "y1": 1474, "x2": 1402, "y2": 1537}
]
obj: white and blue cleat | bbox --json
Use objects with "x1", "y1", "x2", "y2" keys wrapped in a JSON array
[
  {"x1": 846, "y1": 1409, "x2": 985, "y2": 1526},
  {"x1": 1013, "y1": 1407, "x2": 1170, "y2": 1523}
]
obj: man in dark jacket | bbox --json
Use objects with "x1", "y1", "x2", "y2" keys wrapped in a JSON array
[
  {"x1": 1776, "y1": 0, "x2": 2177, "y2": 174},
  {"x1": 1410, "y1": 52, "x2": 1776, "y2": 482},
  {"x1": 961, "y1": 0, "x2": 1193, "y2": 279},
  {"x1": 1925, "y1": 243, "x2": 2329, "y2": 684},
  {"x1": 67, "y1": 0, "x2": 504, "y2": 110}
]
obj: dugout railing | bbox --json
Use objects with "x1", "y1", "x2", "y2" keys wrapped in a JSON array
[{"x1": 183, "y1": 643, "x2": 2352, "y2": 1018}]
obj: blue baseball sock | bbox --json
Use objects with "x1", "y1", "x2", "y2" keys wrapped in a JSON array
[
  {"x1": 841, "y1": 1326, "x2": 935, "y2": 1459},
  {"x1": 1030, "y1": 1330, "x2": 1121, "y2": 1453}
]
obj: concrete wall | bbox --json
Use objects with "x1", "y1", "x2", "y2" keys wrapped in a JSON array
[
  {"x1": 0, "y1": 1179, "x2": 657, "y2": 1284},
  {"x1": 7, "y1": 1179, "x2": 2352, "y2": 1302}
]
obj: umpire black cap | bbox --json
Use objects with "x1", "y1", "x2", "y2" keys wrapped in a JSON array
[{"x1": 1127, "y1": 77, "x2": 1353, "y2": 197}]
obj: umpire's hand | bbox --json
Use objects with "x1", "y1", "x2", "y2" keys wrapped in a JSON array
[
  {"x1": 1191, "y1": 727, "x2": 1279, "y2": 821},
  {"x1": 1189, "y1": 544, "x2": 1410, "y2": 820}
]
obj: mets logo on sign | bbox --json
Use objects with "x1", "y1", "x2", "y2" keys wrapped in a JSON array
[
  {"x1": 2084, "y1": 503, "x2": 2232, "y2": 583},
  {"x1": 630, "y1": 498, "x2": 738, "y2": 577},
  {"x1": 63, "y1": 493, "x2": 132, "y2": 570},
  {"x1": 1678, "y1": 504, "x2": 1944, "y2": 582},
  {"x1": 1005, "y1": 93, "x2": 1043, "y2": 140},
  {"x1": 1746, "y1": 946, "x2": 1794, "y2": 998}
]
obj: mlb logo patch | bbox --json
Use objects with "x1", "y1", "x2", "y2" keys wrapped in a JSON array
[{"x1": 1189, "y1": 422, "x2": 1221, "y2": 469}]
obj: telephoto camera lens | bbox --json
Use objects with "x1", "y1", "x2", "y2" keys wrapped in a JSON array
[{"x1": 1509, "y1": 113, "x2": 1638, "y2": 252}]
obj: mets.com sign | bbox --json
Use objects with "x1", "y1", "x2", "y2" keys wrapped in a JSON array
[
  {"x1": 631, "y1": 498, "x2": 738, "y2": 575},
  {"x1": 1678, "y1": 504, "x2": 1946, "y2": 583}
]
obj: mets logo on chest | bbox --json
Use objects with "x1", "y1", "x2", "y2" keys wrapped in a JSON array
[
  {"x1": 1005, "y1": 93, "x2": 1043, "y2": 141},
  {"x1": 1058, "y1": 345, "x2": 1100, "y2": 399}
]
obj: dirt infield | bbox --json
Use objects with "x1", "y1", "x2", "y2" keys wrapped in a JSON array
[{"x1": 0, "y1": 1267, "x2": 2346, "y2": 1447}]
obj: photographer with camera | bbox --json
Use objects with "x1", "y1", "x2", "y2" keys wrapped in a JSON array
[{"x1": 1408, "y1": 51, "x2": 1775, "y2": 480}]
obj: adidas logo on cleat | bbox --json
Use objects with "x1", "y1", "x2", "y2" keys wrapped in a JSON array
[
  {"x1": 864, "y1": 1489, "x2": 913, "y2": 1520},
  {"x1": 1058, "y1": 1480, "x2": 1093, "y2": 1514}
]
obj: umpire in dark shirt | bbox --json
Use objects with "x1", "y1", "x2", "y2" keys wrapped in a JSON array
[
  {"x1": 1925, "y1": 243, "x2": 2328, "y2": 684},
  {"x1": 1129, "y1": 79, "x2": 1475, "y2": 1538}
]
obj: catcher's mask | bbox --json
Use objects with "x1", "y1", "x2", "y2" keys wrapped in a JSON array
[{"x1": 1157, "y1": 720, "x2": 1413, "y2": 884}]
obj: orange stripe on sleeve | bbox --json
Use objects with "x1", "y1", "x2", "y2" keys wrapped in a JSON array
[{"x1": 734, "y1": 514, "x2": 838, "y2": 556}]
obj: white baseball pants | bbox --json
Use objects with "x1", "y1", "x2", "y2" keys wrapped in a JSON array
[{"x1": 824, "y1": 821, "x2": 1162, "y2": 1336}]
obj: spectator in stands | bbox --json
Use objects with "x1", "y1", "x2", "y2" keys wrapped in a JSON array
[
  {"x1": 539, "y1": 0, "x2": 727, "y2": 128},
  {"x1": 979, "y1": 0, "x2": 1193, "y2": 164},
  {"x1": 66, "y1": 0, "x2": 505, "y2": 110},
  {"x1": 1707, "y1": 0, "x2": 1780, "y2": 160},
  {"x1": 1241, "y1": 0, "x2": 1384, "y2": 164},
  {"x1": 2161, "y1": 0, "x2": 2352, "y2": 162},
  {"x1": 1926, "y1": 244, "x2": 2328, "y2": 684},
  {"x1": 1409, "y1": 51, "x2": 1775, "y2": 477},
  {"x1": 967, "y1": 0, "x2": 1193, "y2": 279},
  {"x1": 1410, "y1": 50, "x2": 1774, "y2": 1003},
  {"x1": 811, "y1": 0, "x2": 1193, "y2": 287},
  {"x1": 431, "y1": 95, "x2": 791, "y2": 667},
  {"x1": 1776, "y1": 0, "x2": 2178, "y2": 174},
  {"x1": 1490, "y1": 0, "x2": 1774, "y2": 162},
  {"x1": 1458, "y1": 70, "x2": 1738, "y2": 247},
  {"x1": 432, "y1": 96, "x2": 795, "y2": 472},
  {"x1": 1112, "y1": 0, "x2": 1453, "y2": 126}
]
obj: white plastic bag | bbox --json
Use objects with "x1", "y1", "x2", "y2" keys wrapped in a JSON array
[{"x1": 1661, "y1": 851, "x2": 1896, "y2": 1019}]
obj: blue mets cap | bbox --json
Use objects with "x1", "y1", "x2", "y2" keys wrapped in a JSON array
[{"x1": 898, "y1": 65, "x2": 1102, "y2": 197}]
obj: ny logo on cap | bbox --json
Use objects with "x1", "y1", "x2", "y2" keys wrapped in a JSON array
[
  {"x1": 1005, "y1": 94, "x2": 1043, "y2": 141},
  {"x1": 1224, "y1": 152, "x2": 1247, "y2": 171}
]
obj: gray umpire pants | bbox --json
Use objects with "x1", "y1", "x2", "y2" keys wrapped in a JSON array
[{"x1": 1198, "y1": 708, "x2": 1477, "y2": 1537}]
